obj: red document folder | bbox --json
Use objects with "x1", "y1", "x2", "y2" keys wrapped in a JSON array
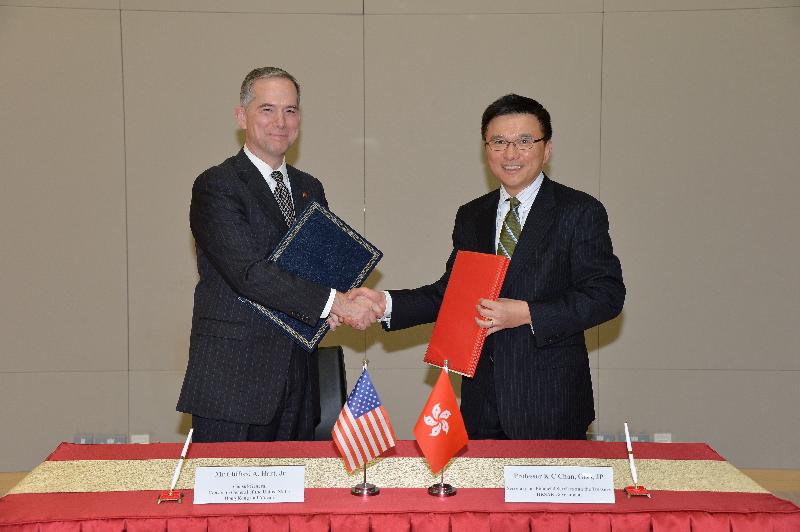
[{"x1": 423, "y1": 251, "x2": 510, "y2": 377}]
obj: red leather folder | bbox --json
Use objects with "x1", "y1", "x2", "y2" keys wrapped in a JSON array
[{"x1": 423, "y1": 251, "x2": 510, "y2": 377}]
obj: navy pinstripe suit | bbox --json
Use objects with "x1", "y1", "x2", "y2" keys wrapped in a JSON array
[
  {"x1": 177, "y1": 149, "x2": 330, "y2": 434},
  {"x1": 386, "y1": 176, "x2": 625, "y2": 439}
]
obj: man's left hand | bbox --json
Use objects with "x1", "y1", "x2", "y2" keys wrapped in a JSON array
[{"x1": 475, "y1": 298, "x2": 532, "y2": 336}]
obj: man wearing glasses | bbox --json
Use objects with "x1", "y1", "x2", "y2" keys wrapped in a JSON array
[{"x1": 354, "y1": 94, "x2": 625, "y2": 440}]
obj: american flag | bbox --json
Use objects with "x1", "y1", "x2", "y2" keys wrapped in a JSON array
[{"x1": 332, "y1": 368, "x2": 396, "y2": 473}]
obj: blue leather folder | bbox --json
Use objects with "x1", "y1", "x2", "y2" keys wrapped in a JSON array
[{"x1": 240, "y1": 201, "x2": 382, "y2": 351}]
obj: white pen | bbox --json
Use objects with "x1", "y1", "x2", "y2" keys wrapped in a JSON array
[
  {"x1": 624, "y1": 422, "x2": 639, "y2": 486},
  {"x1": 169, "y1": 428, "x2": 194, "y2": 492}
]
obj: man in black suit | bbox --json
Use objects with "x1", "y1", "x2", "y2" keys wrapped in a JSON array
[
  {"x1": 177, "y1": 67, "x2": 378, "y2": 443},
  {"x1": 353, "y1": 94, "x2": 624, "y2": 440}
]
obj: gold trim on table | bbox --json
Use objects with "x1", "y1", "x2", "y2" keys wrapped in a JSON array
[{"x1": 10, "y1": 456, "x2": 766, "y2": 495}]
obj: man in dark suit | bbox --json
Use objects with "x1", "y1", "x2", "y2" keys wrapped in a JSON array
[
  {"x1": 177, "y1": 67, "x2": 378, "y2": 443},
  {"x1": 353, "y1": 94, "x2": 624, "y2": 440}
]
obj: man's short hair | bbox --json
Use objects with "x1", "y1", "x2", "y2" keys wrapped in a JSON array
[
  {"x1": 240, "y1": 67, "x2": 301, "y2": 106},
  {"x1": 481, "y1": 94, "x2": 552, "y2": 141}
]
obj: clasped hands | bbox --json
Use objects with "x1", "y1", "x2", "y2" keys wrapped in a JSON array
[
  {"x1": 327, "y1": 287, "x2": 531, "y2": 335},
  {"x1": 328, "y1": 287, "x2": 386, "y2": 330}
]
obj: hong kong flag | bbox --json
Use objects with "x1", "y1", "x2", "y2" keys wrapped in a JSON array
[{"x1": 413, "y1": 368, "x2": 469, "y2": 474}]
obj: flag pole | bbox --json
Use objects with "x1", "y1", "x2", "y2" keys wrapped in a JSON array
[
  {"x1": 351, "y1": 357, "x2": 380, "y2": 497},
  {"x1": 427, "y1": 360, "x2": 457, "y2": 497}
]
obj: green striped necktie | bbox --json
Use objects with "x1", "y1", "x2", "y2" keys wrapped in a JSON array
[{"x1": 497, "y1": 196, "x2": 521, "y2": 258}]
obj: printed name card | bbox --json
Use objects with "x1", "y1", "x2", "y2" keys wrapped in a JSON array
[
  {"x1": 194, "y1": 466, "x2": 304, "y2": 504},
  {"x1": 504, "y1": 465, "x2": 615, "y2": 503}
]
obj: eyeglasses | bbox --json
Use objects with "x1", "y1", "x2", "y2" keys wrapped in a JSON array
[{"x1": 485, "y1": 136, "x2": 546, "y2": 151}]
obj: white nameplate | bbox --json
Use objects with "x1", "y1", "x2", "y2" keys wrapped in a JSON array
[
  {"x1": 504, "y1": 465, "x2": 615, "y2": 503},
  {"x1": 194, "y1": 466, "x2": 304, "y2": 504}
]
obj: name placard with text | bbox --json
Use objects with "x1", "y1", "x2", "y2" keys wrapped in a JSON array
[
  {"x1": 194, "y1": 466, "x2": 304, "y2": 504},
  {"x1": 504, "y1": 465, "x2": 615, "y2": 503}
]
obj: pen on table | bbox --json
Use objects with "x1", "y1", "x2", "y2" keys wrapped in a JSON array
[
  {"x1": 624, "y1": 422, "x2": 639, "y2": 487},
  {"x1": 169, "y1": 428, "x2": 193, "y2": 492}
]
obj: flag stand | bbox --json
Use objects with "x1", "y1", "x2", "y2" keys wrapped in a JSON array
[
  {"x1": 427, "y1": 468, "x2": 457, "y2": 497},
  {"x1": 351, "y1": 461, "x2": 380, "y2": 497},
  {"x1": 349, "y1": 357, "x2": 381, "y2": 497},
  {"x1": 426, "y1": 359, "x2": 457, "y2": 497}
]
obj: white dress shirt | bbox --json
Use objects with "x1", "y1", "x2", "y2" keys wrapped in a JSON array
[{"x1": 243, "y1": 145, "x2": 294, "y2": 205}]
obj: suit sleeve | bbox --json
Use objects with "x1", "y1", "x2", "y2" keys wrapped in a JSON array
[
  {"x1": 527, "y1": 199, "x2": 625, "y2": 346},
  {"x1": 190, "y1": 172, "x2": 330, "y2": 326}
]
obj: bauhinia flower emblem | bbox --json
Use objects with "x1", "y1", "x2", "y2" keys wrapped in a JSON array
[{"x1": 423, "y1": 403, "x2": 452, "y2": 437}]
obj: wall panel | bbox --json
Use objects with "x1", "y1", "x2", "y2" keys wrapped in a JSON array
[
  {"x1": 605, "y1": 0, "x2": 799, "y2": 11},
  {"x1": 0, "y1": 0, "x2": 118, "y2": 8},
  {"x1": 120, "y1": 0, "x2": 361, "y2": 13},
  {"x1": 599, "y1": 368, "x2": 800, "y2": 468},
  {"x1": 600, "y1": 8, "x2": 800, "y2": 371},
  {"x1": 0, "y1": 6, "x2": 127, "y2": 373},
  {"x1": 0, "y1": 372, "x2": 128, "y2": 470},
  {"x1": 365, "y1": 0, "x2": 602, "y2": 14},
  {"x1": 129, "y1": 370, "x2": 190, "y2": 441}
]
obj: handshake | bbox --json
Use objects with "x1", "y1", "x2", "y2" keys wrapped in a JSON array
[{"x1": 327, "y1": 287, "x2": 386, "y2": 331}]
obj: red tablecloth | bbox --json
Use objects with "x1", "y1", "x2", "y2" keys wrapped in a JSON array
[{"x1": 1, "y1": 440, "x2": 798, "y2": 531}]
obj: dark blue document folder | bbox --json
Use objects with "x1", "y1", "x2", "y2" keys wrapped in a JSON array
[{"x1": 240, "y1": 201, "x2": 382, "y2": 351}]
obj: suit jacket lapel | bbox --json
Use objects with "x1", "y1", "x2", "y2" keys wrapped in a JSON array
[
  {"x1": 287, "y1": 166, "x2": 311, "y2": 215},
  {"x1": 474, "y1": 191, "x2": 500, "y2": 254},
  {"x1": 503, "y1": 176, "x2": 556, "y2": 287},
  {"x1": 234, "y1": 149, "x2": 290, "y2": 231}
]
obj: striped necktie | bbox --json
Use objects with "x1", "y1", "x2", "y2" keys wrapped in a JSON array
[
  {"x1": 270, "y1": 170, "x2": 295, "y2": 225},
  {"x1": 497, "y1": 196, "x2": 521, "y2": 258}
]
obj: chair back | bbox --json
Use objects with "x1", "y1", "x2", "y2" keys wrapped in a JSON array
[{"x1": 309, "y1": 345, "x2": 347, "y2": 440}]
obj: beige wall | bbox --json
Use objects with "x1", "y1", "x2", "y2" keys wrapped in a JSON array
[{"x1": 1, "y1": 0, "x2": 798, "y2": 471}]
